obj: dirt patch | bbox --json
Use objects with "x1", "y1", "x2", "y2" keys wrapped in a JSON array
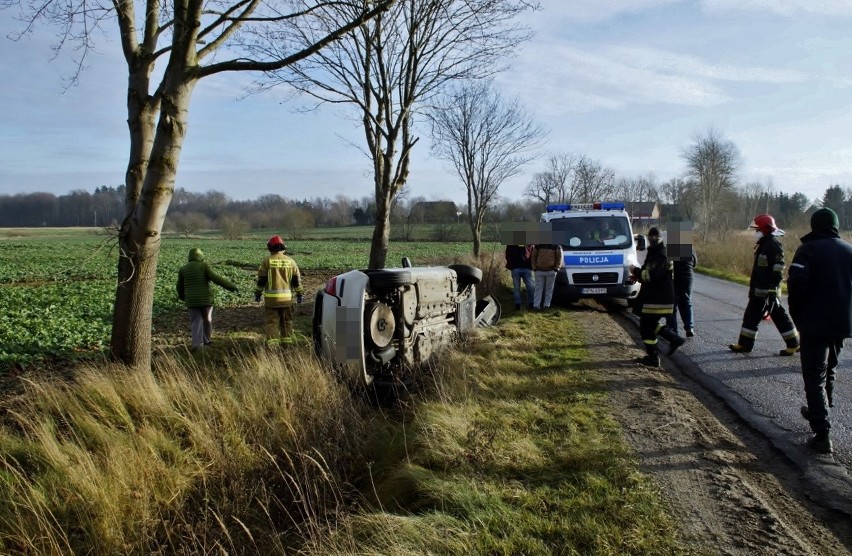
[{"x1": 574, "y1": 302, "x2": 852, "y2": 555}]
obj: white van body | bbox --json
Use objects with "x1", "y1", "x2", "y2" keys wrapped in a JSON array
[{"x1": 540, "y1": 202, "x2": 644, "y2": 303}]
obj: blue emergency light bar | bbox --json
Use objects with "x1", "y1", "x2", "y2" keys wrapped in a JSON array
[{"x1": 545, "y1": 201, "x2": 625, "y2": 212}]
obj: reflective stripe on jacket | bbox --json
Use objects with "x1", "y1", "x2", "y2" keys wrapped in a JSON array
[
  {"x1": 749, "y1": 236, "x2": 784, "y2": 298},
  {"x1": 255, "y1": 252, "x2": 303, "y2": 308},
  {"x1": 637, "y1": 241, "x2": 674, "y2": 315}
]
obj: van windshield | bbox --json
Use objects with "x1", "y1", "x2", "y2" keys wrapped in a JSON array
[{"x1": 550, "y1": 216, "x2": 632, "y2": 251}]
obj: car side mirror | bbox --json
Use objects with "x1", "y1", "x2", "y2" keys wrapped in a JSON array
[{"x1": 634, "y1": 234, "x2": 647, "y2": 251}]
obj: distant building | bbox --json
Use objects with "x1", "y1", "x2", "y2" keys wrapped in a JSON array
[
  {"x1": 410, "y1": 201, "x2": 459, "y2": 223},
  {"x1": 626, "y1": 201, "x2": 659, "y2": 229}
]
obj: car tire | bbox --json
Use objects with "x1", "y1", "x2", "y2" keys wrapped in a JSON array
[
  {"x1": 366, "y1": 270, "x2": 414, "y2": 291},
  {"x1": 449, "y1": 264, "x2": 482, "y2": 286}
]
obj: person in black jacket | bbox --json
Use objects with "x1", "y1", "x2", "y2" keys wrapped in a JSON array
[
  {"x1": 666, "y1": 246, "x2": 697, "y2": 337},
  {"x1": 505, "y1": 244, "x2": 535, "y2": 310},
  {"x1": 729, "y1": 214, "x2": 800, "y2": 355},
  {"x1": 788, "y1": 207, "x2": 852, "y2": 455},
  {"x1": 631, "y1": 227, "x2": 685, "y2": 367}
]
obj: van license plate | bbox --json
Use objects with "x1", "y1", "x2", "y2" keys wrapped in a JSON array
[{"x1": 581, "y1": 288, "x2": 607, "y2": 295}]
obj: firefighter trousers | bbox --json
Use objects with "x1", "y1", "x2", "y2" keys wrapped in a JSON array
[{"x1": 736, "y1": 296, "x2": 798, "y2": 350}]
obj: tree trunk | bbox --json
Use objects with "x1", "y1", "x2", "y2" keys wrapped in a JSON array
[
  {"x1": 369, "y1": 192, "x2": 392, "y2": 269},
  {"x1": 110, "y1": 79, "x2": 196, "y2": 369},
  {"x1": 110, "y1": 236, "x2": 161, "y2": 369},
  {"x1": 471, "y1": 219, "x2": 482, "y2": 257}
]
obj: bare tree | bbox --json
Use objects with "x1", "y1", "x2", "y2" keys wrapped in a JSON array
[
  {"x1": 571, "y1": 155, "x2": 616, "y2": 202},
  {"x1": 3, "y1": 0, "x2": 397, "y2": 369},
  {"x1": 430, "y1": 81, "x2": 544, "y2": 256},
  {"x1": 682, "y1": 127, "x2": 741, "y2": 240},
  {"x1": 269, "y1": 0, "x2": 535, "y2": 268},
  {"x1": 615, "y1": 175, "x2": 659, "y2": 204},
  {"x1": 658, "y1": 177, "x2": 690, "y2": 206},
  {"x1": 524, "y1": 152, "x2": 577, "y2": 207}
]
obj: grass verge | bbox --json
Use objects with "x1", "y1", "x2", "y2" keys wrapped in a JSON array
[
  {"x1": 0, "y1": 289, "x2": 683, "y2": 554},
  {"x1": 304, "y1": 307, "x2": 684, "y2": 555}
]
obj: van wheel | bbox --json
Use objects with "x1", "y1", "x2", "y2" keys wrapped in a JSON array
[
  {"x1": 368, "y1": 270, "x2": 414, "y2": 291},
  {"x1": 449, "y1": 264, "x2": 482, "y2": 286}
]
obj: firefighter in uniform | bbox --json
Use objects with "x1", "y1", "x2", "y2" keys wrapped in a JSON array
[
  {"x1": 729, "y1": 214, "x2": 800, "y2": 355},
  {"x1": 632, "y1": 227, "x2": 685, "y2": 367},
  {"x1": 787, "y1": 207, "x2": 852, "y2": 455},
  {"x1": 255, "y1": 235, "x2": 303, "y2": 345}
]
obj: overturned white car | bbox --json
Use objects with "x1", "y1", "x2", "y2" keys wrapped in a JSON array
[{"x1": 312, "y1": 261, "x2": 500, "y2": 387}]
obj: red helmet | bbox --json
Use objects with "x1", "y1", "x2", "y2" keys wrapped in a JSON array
[
  {"x1": 267, "y1": 235, "x2": 285, "y2": 251},
  {"x1": 749, "y1": 214, "x2": 777, "y2": 235}
]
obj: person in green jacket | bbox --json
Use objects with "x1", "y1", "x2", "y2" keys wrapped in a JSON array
[{"x1": 177, "y1": 247, "x2": 238, "y2": 350}]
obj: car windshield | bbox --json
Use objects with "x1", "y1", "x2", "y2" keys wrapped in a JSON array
[{"x1": 550, "y1": 216, "x2": 632, "y2": 251}]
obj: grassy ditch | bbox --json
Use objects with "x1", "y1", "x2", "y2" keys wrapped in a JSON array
[
  {"x1": 0, "y1": 346, "x2": 372, "y2": 554},
  {"x1": 304, "y1": 308, "x2": 683, "y2": 555},
  {"x1": 0, "y1": 269, "x2": 682, "y2": 555}
]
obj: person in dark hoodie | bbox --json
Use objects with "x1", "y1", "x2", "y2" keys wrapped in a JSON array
[
  {"x1": 505, "y1": 243, "x2": 535, "y2": 310},
  {"x1": 728, "y1": 214, "x2": 800, "y2": 355},
  {"x1": 176, "y1": 247, "x2": 239, "y2": 350},
  {"x1": 788, "y1": 207, "x2": 852, "y2": 455},
  {"x1": 631, "y1": 227, "x2": 685, "y2": 367}
]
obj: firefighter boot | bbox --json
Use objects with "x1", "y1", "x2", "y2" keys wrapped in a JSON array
[
  {"x1": 635, "y1": 345, "x2": 660, "y2": 367},
  {"x1": 660, "y1": 327, "x2": 685, "y2": 355},
  {"x1": 778, "y1": 344, "x2": 800, "y2": 356},
  {"x1": 728, "y1": 343, "x2": 752, "y2": 353}
]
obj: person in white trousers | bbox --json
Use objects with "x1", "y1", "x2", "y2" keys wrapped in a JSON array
[{"x1": 531, "y1": 243, "x2": 563, "y2": 310}]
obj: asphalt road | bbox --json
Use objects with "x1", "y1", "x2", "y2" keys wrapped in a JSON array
[{"x1": 632, "y1": 273, "x2": 852, "y2": 514}]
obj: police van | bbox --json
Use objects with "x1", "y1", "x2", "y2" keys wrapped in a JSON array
[{"x1": 540, "y1": 202, "x2": 645, "y2": 303}]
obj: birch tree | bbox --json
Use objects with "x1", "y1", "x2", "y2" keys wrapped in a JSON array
[{"x1": 3, "y1": 0, "x2": 396, "y2": 369}]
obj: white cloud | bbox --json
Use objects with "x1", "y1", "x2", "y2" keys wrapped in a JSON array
[
  {"x1": 503, "y1": 42, "x2": 804, "y2": 116},
  {"x1": 702, "y1": 0, "x2": 852, "y2": 17}
]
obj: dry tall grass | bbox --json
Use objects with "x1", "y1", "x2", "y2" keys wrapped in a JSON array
[
  {"x1": 0, "y1": 347, "x2": 371, "y2": 554},
  {"x1": 693, "y1": 228, "x2": 849, "y2": 279}
]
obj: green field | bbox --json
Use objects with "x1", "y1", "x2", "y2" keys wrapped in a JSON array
[{"x1": 0, "y1": 230, "x2": 498, "y2": 365}]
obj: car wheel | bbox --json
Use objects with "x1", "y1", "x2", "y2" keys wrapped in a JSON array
[
  {"x1": 366, "y1": 270, "x2": 414, "y2": 291},
  {"x1": 449, "y1": 264, "x2": 482, "y2": 286}
]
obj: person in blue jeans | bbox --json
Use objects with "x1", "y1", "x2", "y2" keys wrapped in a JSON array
[
  {"x1": 505, "y1": 243, "x2": 535, "y2": 310},
  {"x1": 666, "y1": 247, "x2": 697, "y2": 337}
]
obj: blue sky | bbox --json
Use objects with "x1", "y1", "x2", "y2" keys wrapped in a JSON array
[{"x1": 2, "y1": 0, "x2": 851, "y2": 205}]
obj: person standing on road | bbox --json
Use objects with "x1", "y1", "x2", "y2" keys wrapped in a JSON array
[
  {"x1": 531, "y1": 242, "x2": 563, "y2": 310},
  {"x1": 505, "y1": 243, "x2": 535, "y2": 310},
  {"x1": 631, "y1": 227, "x2": 685, "y2": 367},
  {"x1": 729, "y1": 214, "x2": 800, "y2": 355},
  {"x1": 787, "y1": 207, "x2": 852, "y2": 455},
  {"x1": 666, "y1": 246, "x2": 697, "y2": 337},
  {"x1": 255, "y1": 235, "x2": 303, "y2": 346},
  {"x1": 176, "y1": 247, "x2": 239, "y2": 351}
]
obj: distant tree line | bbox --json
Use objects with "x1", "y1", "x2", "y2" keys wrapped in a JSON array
[
  {"x1": 522, "y1": 128, "x2": 850, "y2": 239},
  {"x1": 4, "y1": 177, "x2": 849, "y2": 237},
  {"x1": 0, "y1": 185, "x2": 544, "y2": 234},
  {"x1": 0, "y1": 186, "x2": 126, "y2": 228}
]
